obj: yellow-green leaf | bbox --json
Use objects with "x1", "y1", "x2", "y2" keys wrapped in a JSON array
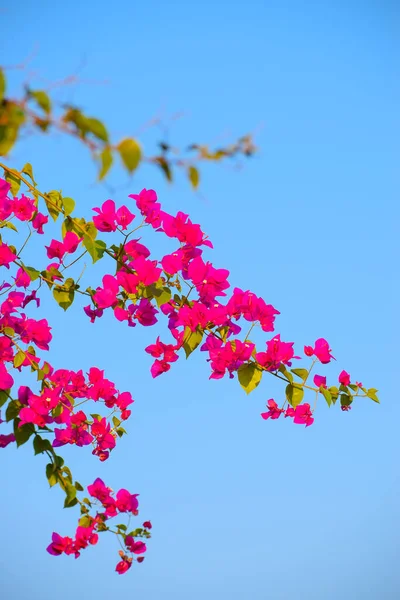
[
  {"x1": 99, "y1": 147, "x2": 113, "y2": 180},
  {"x1": 62, "y1": 197, "x2": 75, "y2": 216},
  {"x1": 118, "y1": 138, "x2": 142, "y2": 173},
  {"x1": 0, "y1": 69, "x2": 5, "y2": 101},
  {"x1": 182, "y1": 326, "x2": 203, "y2": 358},
  {"x1": 21, "y1": 163, "x2": 37, "y2": 185},
  {"x1": 238, "y1": 362, "x2": 262, "y2": 394},
  {"x1": 285, "y1": 384, "x2": 304, "y2": 408},
  {"x1": 188, "y1": 165, "x2": 200, "y2": 189},
  {"x1": 29, "y1": 90, "x2": 52, "y2": 114},
  {"x1": 86, "y1": 117, "x2": 109, "y2": 142}
]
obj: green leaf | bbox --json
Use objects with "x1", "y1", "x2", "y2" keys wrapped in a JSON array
[
  {"x1": 3, "y1": 326, "x2": 15, "y2": 337},
  {"x1": 75, "y1": 481, "x2": 84, "y2": 492},
  {"x1": 21, "y1": 163, "x2": 37, "y2": 185},
  {"x1": 0, "y1": 101, "x2": 25, "y2": 156},
  {"x1": 62, "y1": 197, "x2": 75, "y2": 216},
  {"x1": 99, "y1": 147, "x2": 113, "y2": 180},
  {"x1": 21, "y1": 264, "x2": 40, "y2": 281},
  {"x1": 13, "y1": 350, "x2": 26, "y2": 368},
  {"x1": 83, "y1": 236, "x2": 106, "y2": 263},
  {"x1": 13, "y1": 421, "x2": 35, "y2": 447},
  {"x1": 328, "y1": 386, "x2": 339, "y2": 404},
  {"x1": 182, "y1": 326, "x2": 203, "y2": 358},
  {"x1": 0, "y1": 69, "x2": 5, "y2": 101},
  {"x1": 33, "y1": 435, "x2": 53, "y2": 455},
  {"x1": 4, "y1": 170, "x2": 21, "y2": 195},
  {"x1": 44, "y1": 190, "x2": 63, "y2": 221},
  {"x1": 278, "y1": 364, "x2": 293, "y2": 384},
  {"x1": 1, "y1": 221, "x2": 18, "y2": 232},
  {"x1": 155, "y1": 156, "x2": 173, "y2": 182},
  {"x1": 366, "y1": 388, "x2": 380, "y2": 403},
  {"x1": 46, "y1": 463, "x2": 57, "y2": 487},
  {"x1": 5, "y1": 400, "x2": 20, "y2": 422},
  {"x1": 238, "y1": 362, "x2": 263, "y2": 394},
  {"x1": 117, "y1": 524, "x2": 127, "y2": 532},
  {"x1": 0, "y1": 389, "x2": 10, "y2": 408},
  {"x1": 285, "y1": 384, "x2": 304, "y2": 408},
  {"x1": 188, "y1": 165, "x2": 200, "y2": 189},
  {"x1": 320, "y1": 387, "x2": 332, "y2": 407},
  {"x1": 64, "y1": 481, "x2": 77, "y2": 508},
  {"x1": 291, "y1": 368, "x2": 308, "y2": 381},
  {"x1": 151, "y1": 285, "x2": 172, "y2": 308},
  {"x1": 29, "y1": 90, "x2": 51, "y2": 114},
  {"x1": 112, "y1": 416, "x2": 121, "y2": 428},
  {"x1": 340, "y1": 394, "x2": 352, "y2": 407},
  {"x1": 79, "y1": 515, "x2": 92, "y2": 527},
  {"x1": 118, "y1": 138, "x2": 142, "y2": 173},
  {"x1": 86, "y1": 117, "x2": 109, "y2": 142},
  {"x1": 53, "y1": 278, "x2": 75, "y2": 311}
]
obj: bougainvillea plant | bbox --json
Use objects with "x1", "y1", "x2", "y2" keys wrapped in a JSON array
[{"x1": 0, "y1": 66, "x2": 379, "y2": 574}]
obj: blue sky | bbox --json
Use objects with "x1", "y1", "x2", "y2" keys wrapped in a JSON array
[{"x1": 1, "y1": 1, "x2": 399, "y2": 598}]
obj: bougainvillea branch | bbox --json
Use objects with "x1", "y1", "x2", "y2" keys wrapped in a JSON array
[{"x1": 0, "y1": 156, "x2": 380, "y2": 571}]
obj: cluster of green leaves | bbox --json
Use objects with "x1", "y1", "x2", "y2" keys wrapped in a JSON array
[{"x1": 0, "y1": 66, "x2": 256, "y2": 189}]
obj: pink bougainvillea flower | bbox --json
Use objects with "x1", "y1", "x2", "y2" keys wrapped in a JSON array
[
  {"x1": 14, "y1": 267, "x2": 31, "y2": 289},
  {"x1": 293, "y1": 403, "x2": 314, "y2": 427},
  {"x1": 116, "y1": 205, "x2": 135, "y2": 229},
  {"x1": 227, "y1": 288, "x2": 280, "y2": 333},
  {"x1": 134, "y1": 298, "x2": 158, "y2": 326},
  {"x1": 93, "y1": 275, "x2": 119, "y2": 309},
  {"x1": 116, "y1": 558, "x2": 132, "y2": 575},
  {"x1": 125, "y1": 536, "x2": 147, "y2": 554},
  {"x1": 87, "y1": 478, "x2": 112, "y2": 503},
  {"x1": 32, "y1": 212, "x2": 48, "y2": 234},
  {"x1": 132, "y1": 255, "x2": 162, "y2": 287},
  {"x1": 143, "y1": 520, "x2": 152, "y2": 529},
  {"x1": 129, "y1": 188, "x2": 162, "y2": 228},
  {"x1": 11, "y1": 194, "x2": 36, "y2": 221},
  {"x1": 92, "y1": 199, "x2": 118, "y2": 232},
  {"x1": 45, "y1": 239, "x2": 66, "y2": 261},
  {"x1": 0, "y1": 362, "x2": 14, "y2": 390},
  {"x1": 47, "y1": 532, "x2": 74, "y2": 556},
  {"x1": 18, "y1": 317, "x2": 52, "y2": 350},
  {"x1": 285, "y1": 407, "x2": 295, "y2": 418},
  {"x1": 0, "y1": 242, "x2": 17, "y2": 268},
  {"x1": 124, "y1": 238, "x2": 150, "y2": 261},
  {"x1": 161, "y1": 210, "x2": 212, "y2": 248},
  {"x1": 341, "y1": 405, "x2": 352, "y2": 412},
  {"x1": 0, "y1": 433, "x2": 16, "y2": 448},
  {"x1": 188, "y1": 256, "x2": 229, "y2": 304},
  {"x1": 255, "y1": 334, "x2": 297, "y2": 371},
  {"x1": 91, "y1": 417, "x2": 116, "y2": 453},
  {"x1": 116, "y1": 489, "x2": 139, "y2": 514},
  {"x1": 306, "y1": 338, "x2": 335, "y2": 364},
  {"x1": 150, "y1": 359, "x2": 171, "y2": 378},
  {"x1": 63, "y1": 231, "x2": 82, "y2": 254},
  {"x1": 0, "y1": 179, "x2": 12, "y2": 220},
  {"x1": 338, "y1": 370, "x2": 350, "y2": 386},
  {"x1": 161, "y1": 250, "x2": 184, "y2": 275},
  {"x1": 261, "y1": 399, "x2": 284, "y2": 420},
  {"x1": 84, "y1": 305, "x2": 104, "y2": 323},
  {"x1": 1, "y1": 291, "x2": 25, "y2": 315},
  {"x1": 0, "y1": 336, "x2": 13, "y2": 362},
  {"x1": 313, "y1": 374, "x2": 327, "y2": 388}
]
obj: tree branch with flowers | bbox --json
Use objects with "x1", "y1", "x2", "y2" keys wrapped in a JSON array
[{"x1": 0, "y1": 64, "x2": 380, "y2": 575}]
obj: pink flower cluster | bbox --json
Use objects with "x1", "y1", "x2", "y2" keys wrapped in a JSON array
[
  {"x1": 261, "y1": 399, "x2": 314, "y2": 427},
  {"x1": 47, "y1": 478, "x2": 150, "y2": 574}
]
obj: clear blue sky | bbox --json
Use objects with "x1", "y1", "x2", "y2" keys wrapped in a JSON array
[{"x1": 1, "y1": 1, "x2": 399, "y2": 599}]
